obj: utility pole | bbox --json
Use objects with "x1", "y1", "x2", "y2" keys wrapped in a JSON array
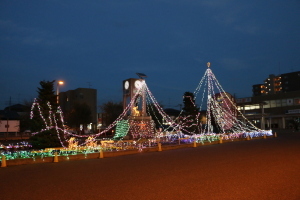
[{"x1": 5, "y1": 97, "x2": 11, "y2": 141}]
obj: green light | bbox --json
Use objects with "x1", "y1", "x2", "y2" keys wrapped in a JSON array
[{"x1": 114, "y1": 120, "x2": 130, "y2": 140}]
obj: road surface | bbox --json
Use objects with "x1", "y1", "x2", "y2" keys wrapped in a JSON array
[{"x1": 1, "y1": 131, "x2": 299, "y2": 200}]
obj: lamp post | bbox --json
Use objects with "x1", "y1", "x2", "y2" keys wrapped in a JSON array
[{"x1": 56, "y1": 80, "x2": 64, "y2": 104}]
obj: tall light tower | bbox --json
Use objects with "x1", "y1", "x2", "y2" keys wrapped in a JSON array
[{"x1": 56, "y1": 80, "x2": 64, "y2": 104}]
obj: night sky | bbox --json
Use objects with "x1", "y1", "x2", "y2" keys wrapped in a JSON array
[{"x1": 1, "y1": 0, "x2": 300, "y2": 110}]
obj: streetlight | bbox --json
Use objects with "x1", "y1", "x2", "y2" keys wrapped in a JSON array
[{"x1": 56, "y1": 80, "x2": 64, "y2": 104}]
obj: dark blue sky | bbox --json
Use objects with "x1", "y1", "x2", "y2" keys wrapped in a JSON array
[{"x1": 1, "y1": 0, "x2": 300, "y2": 110}]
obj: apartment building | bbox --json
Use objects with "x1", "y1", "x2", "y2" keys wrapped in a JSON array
[{"x1": 237, "y1": 71, "x2": 300, "y2": 130}]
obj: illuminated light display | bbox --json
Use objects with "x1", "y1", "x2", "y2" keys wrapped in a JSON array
[
  {"x1": 113, "y1": 120, "x2": 130, "y2": 140},
  {"x1": 30, "y1": 99, "x2": 66, "y2": 147},
  {"x1": 84, "y1": 136, "x2": 98, "y2": 151},
  {"x1": 191, "y1": 62, "x2": 272, "y2": 137},
  {"x1": 128, "y1": 119, "x2": 155, "y2": 139},
  {"x1": 20, "y1": 62, "x2": 273, "y2": 160},
  {"x1": 68, "y1": 137, "x2": 78, "y2": 149}
]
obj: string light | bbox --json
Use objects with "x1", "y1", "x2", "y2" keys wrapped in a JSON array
[
  {"x1": 114, "y1": 120, "x2": 130, "y2": 140},
  {"x1": 26, "y1": 64, "x2": 272, "y2": 154}
]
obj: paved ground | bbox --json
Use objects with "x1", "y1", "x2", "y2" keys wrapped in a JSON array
[{"x1": 1, "y1": 131, "x2": 299, "y2": 200}]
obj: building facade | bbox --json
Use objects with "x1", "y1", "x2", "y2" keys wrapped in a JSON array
[
  {"x1": 238, "y1": 71, "x2": 300, "y2": 130},
  {"x1": 252, "y1": 71, "x2": 300, "y2": 96},
  {"x1": 59, "y1": 88, "x2": 97, "y2": 131}
]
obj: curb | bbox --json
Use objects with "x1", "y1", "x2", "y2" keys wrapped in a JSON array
[{"x1": 1, "y1": 136, "x2": 274, "y2": 167}]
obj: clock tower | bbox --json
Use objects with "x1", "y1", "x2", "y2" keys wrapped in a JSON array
[
  {"x1": 123, "y1": 78, "x2": 143, "y2": 111},
  {"x1": 122, "y1": 75, "x2": 155, "y2": 139}
]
